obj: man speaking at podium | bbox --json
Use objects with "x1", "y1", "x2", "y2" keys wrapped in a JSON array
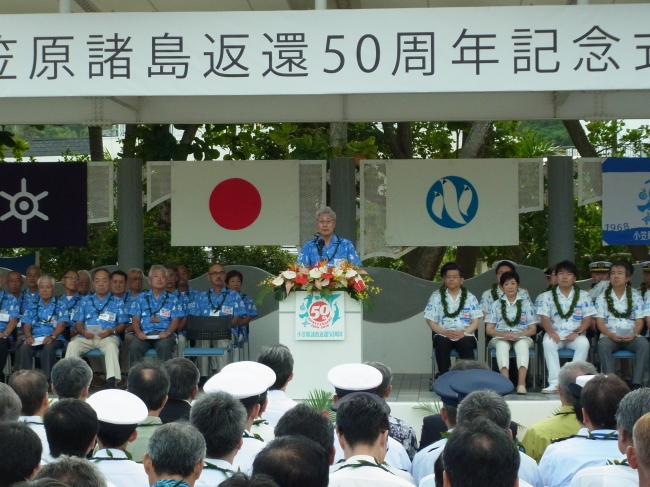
[{"x1": 297, "y1": 206, "x2": 362, "y2": 267}]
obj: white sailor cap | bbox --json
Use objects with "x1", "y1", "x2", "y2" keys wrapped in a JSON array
[
  {"x1": 493, "y1": 260, "x2": 517, "y2": 269},
  {"x1": 222, "y1": 361, "x2": 276, "y2": 389},
  {"x1": 568, "y1": 374, "x2": 597, "y2": 398},
  {"x1": 87, "y1": 390, "x2": 148, "y2": 425},
  {"x1": 204, "y1": 370, "x2": 268, "y2": 399},
  {"x1": 589, "y1": 261, "x2": 612, "y2": 272},
  {"x1": 640, "y1": 261, "x2": 650, "y2": 272},
  {"x1": 327, "y1": 363, "x2": 382, "y2": 392}
]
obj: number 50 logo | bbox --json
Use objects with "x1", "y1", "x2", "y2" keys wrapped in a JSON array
[{"x1": 307, "y1": 300, "x2": 333, "y2": 329}]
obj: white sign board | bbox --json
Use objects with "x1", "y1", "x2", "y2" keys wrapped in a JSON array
[
  {"x1": 0, "y1": 5, "x2": 649, "y2": 97},
  {"x1": 295, "y1": 292, "x2": 345, "y2": 341}
]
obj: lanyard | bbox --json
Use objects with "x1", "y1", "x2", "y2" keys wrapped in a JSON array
[
  {"x1": 91, "y1": 294, "x2": 111, "y2": 314},
  {"x1": 203, "y1": 461, "x2": 235, "y2": 474},
  {"x1": 146, "y1": 292, "x2": 169, "y2": 316},
  {"x1": 315, "y1": 235, "x2": 342, "y2": 264},
  {"x1": 36, "y1": 297, "x2": 58, "y2": 324},
  {"x1": 0, "y1": 292, "x2": 5, "y2": 311},
  {"x1": 208, "y1": 289, "x2": 228, "y2": 313}
]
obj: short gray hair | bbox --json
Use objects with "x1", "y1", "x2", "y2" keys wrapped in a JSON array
[
  {"x1": 127, "y1": 268, "x2": 144, "y2": 276},
  {"x1": 0, "y1": 383, "x2": 22, "y2": 421},
  {"x1": 191, "y1": 392, "x2": 247, "y2": 459},
  {"x1": 34, "y1": 456, "x2": 107, "y2": 487},
  {"x1": 148, "y1": 422, "x2": 206, "y2": 478},
  {"x1": 616, "y1": 388, "x2": 650, "y2": 439},
  {"x1": 148, "y1": 265, "x2": 168, "y2": 279},
  {"x1": 316, "y1": 206, "x2": 336, "y2": 221},
  {"x1": 457, "y1": 390, "x2": 511, "y2": 430},
  {"x1": 558, "y1": 360, "x2": 597, "y2": 404},
  {"x1": 37, "y1": 275, "x2": 56, "y2": 288},
  {"x1": 51, "y1": 358, "x2": 93, "y2": 400},
  {"x1": 77, "y1": 270, "x2": 91, "y2": 280},
  {"x1": 365, "y1": 362, "x2": 392, "y2": 398}
]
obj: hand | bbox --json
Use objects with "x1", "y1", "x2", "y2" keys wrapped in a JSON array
[
  {"x1": 25, "y1": 336, "x2": 34, "y2": 345},
  {"x1": 0, "y1": 332, "x2": 7, "y2": 339},
  {"x1": 159, "y1": 331, "x2": 169, "y2": 339},
  {"x1": 619, "y1": 333, "x2": 636, "y2": 343},
  {"x1": 42, "y1": 336, "x2": 53, "y2": 345},
  {"x1": 83, "y1": 330, "x2": 95, "y2": 340},
  {"x1": 137, "y1": 332, "x2": 148, "y2": 340},
  {"x1": 565, "y1": 332, "x2": 579, "y2": 342},
  {"x1": 97, "y1": 329, "x2": 111, "y2": 339},
  {"x1": 549, "y1": 332, "x2": 561, "y2": 344}
]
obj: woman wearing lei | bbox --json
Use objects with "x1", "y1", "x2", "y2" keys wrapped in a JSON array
[
  {"x1": 479, "y1": 260, "x2": 532, "y2": 316},
  {"x1": 485, "y1": 271, "x2": 538, "y2": 395},
  {"x1": 639, "y1": 261, "x2": 650, "y2": 300},
  {"x1": 594, "y1": 260, "x2": 648, "y2": 389},
  {"x1": 424, "y1": 262, "x2": 482, "y2": 376}
]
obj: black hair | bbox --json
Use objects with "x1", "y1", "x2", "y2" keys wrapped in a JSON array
[
  {"x1": 127, "y1": 360, "x2": 170, "y2": 411},
  {"x1": 274, "y1": 404, "x2": 335, "y2": 453},
  {"x1": 554, "y1": 260, "x2": 579, "y2": 278},
  {"x1": 610, "y1": 260, "x2": 634, "y2": 278},
  {"x1": 335, "y1": 393, "x2": 389, "y2": 448},
  {"x1": 190, "y1": 392, "x2": 247, "y2": 459},
  {"x1": 258, "y1": 345, "x2": 294, "y2": 391},
  {"x1": 44, "y1": 399, "x2": 98, "y2": 458},
  {"x1": 164, "y1": 358, "x2": 200, "y2": 401},
  {"x1": 226, "y1": 270, "x2": 244, "y2": 284},
  {"x1": 494, "y1": 261, "x2": 516, "y2": 274},
  {"x1": 499, "y1": 271, "x2": 520, "y2": 287},
  {"x1": 97, "y1": 421, "x2": 138, "y2": 449},
  {"x1": 110, "y1": 270, "x2": 128, "y2": 281},
  {"x1": 0, "y1": 422, "x2": 42, "y2": 487},
  {"x1": 9, "y1": 370, "x2": 48, "y2": 416},
  {"x1": 581, "y1": 375, "x2": 630, "y2": 430},
  {"x1": 92, "y1": 267, "x2": 110, "y2": 279},
  {"x1": 220, "y1": 473, "x2": 280, "y2": 487},
  {"x1": 434, "y1": 455, "x2": 444, "y2": 487},
  {"x1": 440, "y1": 262, "x2": 464, "y2": 279}
]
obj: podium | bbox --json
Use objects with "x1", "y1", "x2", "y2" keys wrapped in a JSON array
[{"x1": 279, "y1": 291, "x2": 363, "y2": 400}]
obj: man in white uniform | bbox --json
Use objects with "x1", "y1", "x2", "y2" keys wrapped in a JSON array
[
  {"x1": 87, "y1": 389, "x2": 149, "y2": 487},
  {"x1": 257, "y1": 344, "x2": 298, "y2": 427}
]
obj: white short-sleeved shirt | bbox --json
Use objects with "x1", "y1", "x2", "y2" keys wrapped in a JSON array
[
  {"x1": 535, "y1": 288, "x2": 595, "y2": 336},
  {"x1": 485, "y1": 296, "x2": 539, "y2": 334},
  {"x1": 92, "y1": 449, "x2": 148, "y2": 487},
  {"x1": 196, "y1": 458, "x2": 235, "y2": 487},
  {"x1": 480, "y1": 287, "x2": 532, "y2": 315},
  {"x1": 334, "y1": 428, "x2": 411, "y2": 472},
  {"x1": 231, "y1": 431, "x2": 266, "y2": 474},
  {"x1": 424, "y1": 288, "x2": 482, "y2": 331},
  {"x1": 569, "y1": 463, "x2": 637, "y2": 487},
  {"x1": 595, "y1": 288, "x2": 644, "y2": 335},
  {"x1": 330, "y1": 455, "x2": 415, "y2": 487},
  {"x1": 264, "y1": 389, "x2": 298, "y2": 427}
]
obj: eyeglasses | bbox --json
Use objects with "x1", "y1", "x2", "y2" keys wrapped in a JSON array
[
  {"x1": 64, "y1": 276, "x2": 79, "y2": 280},
  {"x1": 209, "y1": 271, "x2": 226, "y2": 276}
]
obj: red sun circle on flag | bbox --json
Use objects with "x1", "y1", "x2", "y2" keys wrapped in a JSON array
[{"x1": 209, "y1": 178, "x2": 262, "y2": 230}]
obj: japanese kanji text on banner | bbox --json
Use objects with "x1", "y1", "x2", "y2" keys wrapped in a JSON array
[
  {"x1": 0, "y1": 5, "x2": 649, "y2": 97},
  {"x1": 602, "y1": 158, "x2": 650, "y2": 246},
  {"x1": 385, "y1": 159, "x2": 519, "y2": 247},
  {"x1": 171, "y1": 160, "x2": 299, "y2": 246},
  {"x1": 295, "y1": 292, "x2": 346, "y2": 341}
]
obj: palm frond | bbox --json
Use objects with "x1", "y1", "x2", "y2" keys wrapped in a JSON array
[
  {"x1": 303, "y1": 389, "x2": 336, "y2": 423},
  {"x1": 412, "y1": 400, "x2": 441, "y2": 416}
]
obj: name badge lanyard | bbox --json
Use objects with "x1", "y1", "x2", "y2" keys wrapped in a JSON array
[
  {"x1": 67, "y1": 295, "x2": 81, "y2": 319},
  {"x1": 91, "y1": 295, "x2": 110, "y2": 317},
  {"x1": 316, "y1": 236, "x2": 342, "y2": 264},
  {"x1": 208, "y1": 289, "x2": 228, "y2": 314},
  {"x1": 146, "y1": 292, "x2": 169, "y2": 322},
  {"x1": 36, "y1": 297, "x2": 58, "y2": 325}
]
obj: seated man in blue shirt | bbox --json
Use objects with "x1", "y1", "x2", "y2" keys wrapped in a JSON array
[
  {"x1": 297, "y1": 206, "x2": 362, "y2": 268},
  {"x1": 67, "y1": 268, "x2": 129, "y2": 389},
  {"x1": 129, "y1": 265, "x2": 184, "y2": 364},
  {"x1": 0, "y1": 269, "x2": 20, "y2": 382}
]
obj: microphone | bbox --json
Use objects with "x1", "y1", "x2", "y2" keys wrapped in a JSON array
[{"x1": 317, "y1": 238, "x2": 325, "y2": 256}]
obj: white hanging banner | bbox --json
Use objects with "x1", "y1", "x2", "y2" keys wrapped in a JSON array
[{"x1": 0, "y1": 5, "x2": 649, "y2": 98}]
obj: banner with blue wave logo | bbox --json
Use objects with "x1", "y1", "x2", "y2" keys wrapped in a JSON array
[
  {"x1": 385, "y1": 159, "x2": 519, "y2": 246},
  {"x1": 602, "y1": 158, "x2": 650, "y2": 245}
]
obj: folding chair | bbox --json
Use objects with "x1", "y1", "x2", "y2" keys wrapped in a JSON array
[
  {"x1": 488, "y1": 345, "x2": 539, "y2": 392},
  {"x1": 182, "y1": 315, "x2": 233, "y2": 363},
  {"x1": 430, "y1": 348, "x2": 478, "y2": 391}
]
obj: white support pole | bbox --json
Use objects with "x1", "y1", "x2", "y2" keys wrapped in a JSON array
[
  {"x1": 59, "y1": 0, "x2": 72, "y2": 13},
  {"x1": 315, "y1": 0, "x2": 327, "y2": 10}
]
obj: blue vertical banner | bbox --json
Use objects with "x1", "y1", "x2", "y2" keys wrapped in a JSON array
[{"x1": 602, "y1": 158, "x2": 650, "y2": 245}]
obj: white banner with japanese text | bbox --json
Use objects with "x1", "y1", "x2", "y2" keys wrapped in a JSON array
[
  {"x1": 295, "y1": 292, "x2": 345, "y2": 341},
  {"x1": 0, "y1": 5, "x2": 649, "y2": 97}
]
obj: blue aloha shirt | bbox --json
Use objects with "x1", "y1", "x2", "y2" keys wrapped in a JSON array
[
  {"x1": 389, "y1": 415, "x2": 418, "y2": 460},
  {"x1": 0, "y1": 291, "x2": 20, "y2": 334},
  {"x1": 114, "y1": 292, "x2": 138, "y2": 324},
  {"x1": 535, "y1": 288, "x2": 595, "y2": 335},
  {"x1": 485, "y1": 295, "x2": 539, "y2": 334},
  {"x1": 480, "y1": 287, "x2": 533, "y2": 315},
  {"x1": 296, "y1": 233, "x2": 362, "y2": 267},
  {"x1": 21, "y1": 297, "x2": 70, "y2": 341},
  {"x1": 152, "y1": 481, "x2": 190, "y2": 487},
  {"x1": 18, "y1": 289, "x2": 39, "y2": 315},
  {"x1": 168, "y1": 289, "x2": 190, "y2": 337},
  {"x1": 73, "y1": 293, "x2": 129, "y2": 335},
  {"x1": 129, "y1": 290, "x2": 184, "y2": 334},
  {"x1": 423, "y1": 288, "x2": 482, "y2": 331},
  {"x1": 233, "y1": 293, "x2": 258, "y2": 343},
  {"x1": 595, "y1": 289, "x2": 644, "y2": 335},
  {"x1": 60, "y1": 293, "x2": 83, "y2": 323},
  {"x1": 190, "y1": 287, "x2": 246, "y2": 320}
]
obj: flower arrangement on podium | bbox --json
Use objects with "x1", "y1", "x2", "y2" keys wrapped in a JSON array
[{"x1": 256, "y1": 260, "x2": 379, "y2": 310}]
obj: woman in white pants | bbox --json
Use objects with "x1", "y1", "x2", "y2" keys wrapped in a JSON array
[{"x1": 485, "y1": 271, "x2": 538, "y2": 394}]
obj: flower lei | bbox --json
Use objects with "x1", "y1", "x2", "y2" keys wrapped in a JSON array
[
  {"x1": 551, "y1": 284, "x2": 580, "y2": 320},
  {"x1": 605, "y1": 283, "x2": 633, "y2": 319},
  {"x1": 500, "y1": 297, "x2": 523, "y2": 327},
  {"x1": 640, "y1": 282, "x2": 648, "y2": 297},
  {"x1": 490, "y1": 283, "x2": 500, "y2": 301},
  {"x1": 440, "y1": 286, "x2": 468, "y2": 319}
]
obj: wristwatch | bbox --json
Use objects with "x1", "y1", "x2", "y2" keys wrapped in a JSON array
[{"x1": 50, "y1": 334, "x2": 56, "y2": 339}]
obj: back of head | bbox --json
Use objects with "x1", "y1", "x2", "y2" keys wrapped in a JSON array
[
  {"x1": 9, "y1": 370, "x2": 49, "y2": 417},
  {"x1": 221, "y1": 473, "x2": 280, "y2": 487},
  {"x1": 581, "y1": 374, "x2": 630, "y2": 430},
  {"x1": 335, "y1": 393, "x2": 389, "y2": 449},
  {"x1": 365, "y1": 362, "x2": 392, "y2": 398},
  {"x1": 13, "y1": 480, "x2": 69, "y2": 487},
  {"x1": 450, "y1": 360, "x2": 489, "y2": 372},
  {"x1": 147, "y1": 422, "x2": 206, "y2": 479},
  {"x1": 457, "y1": 390, "x2": 511, "y2": 430},
  {"x1": 190, "y1": 392, "x2": 247, "y2": 459},
  {"x1": 616, "y1": 388, "x2": 650, "y2": 440},
  {"x1": 0, "y1": 422, "x2": 42, "y2": 487},
  {"x1": 274, "y1": 404, "x2": 334, "y2": 453},
  {"x1": 558, "y1": 361, "x2": 597, "y2": 405},
  {"x1": 0, "y1": 382, "x2": 22, "y2": 421},
  {"x1": 252, "y1": 435, "x2": 329, "y2": 487},
  {"x1": 443, "y1": 417, "x2": 520, "y2": 487},
  {"x1": 34, "y1": 456, "x2": 107, "y2": 487},
  {"x1": 258, "y1": 345, "x2": 294, "y2": 390},
  {"x1": 633, "y1": 412, "x2": 650, "y2": 473},
  {"x1": 163, "y1": 358, "x2": 199, "y2": 401},
  {"x1": 44, "y1": 399, "x2": 98, "y2": 458},
  {"x1": 51, "y1": 358, "x2": 93, "y2": 400},
  {"x1": 127, "y1": 360, "x2": 170, "y2": 411}
]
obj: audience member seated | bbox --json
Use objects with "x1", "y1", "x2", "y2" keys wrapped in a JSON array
[
  {"x1": 629, "y1": 412, "x2": 650, "y2": 487},
  {"x1": 329, "y1": 393, "x2": 414, "y2": 487},
  {"x1": 442, "y1": 417, "x2": 520, "y2": 487},
  {"x1": 0, "y1": 422, "x2": 42, "y2": 487},
  {"x1": 191, "y1": 391, "x2": 247, "y2": 486},
  {"x1": 539, "y1": 374, "x2": 630, "y2": 487},
  {"x1": 0, "y1": 382, "x2": 23, "y2": 422},
  {"x1": 160, "y1": 358, "x2": 199, "y2": 424},
  {"x1": 252, "y1": 436, "x2": 329, "y2": 487},
  {"x1": 126, "y1": 361, "x2": 170, "y2": 463},
  {"x1": 521, "y1": 361, "x2": 597, "y2": 462},
  {"x1": 87, "y1": 389, "x2": 149, "y2": 487},
  {"x1": 43, "y1": 399, "x2": 98, "y2": 459},
  {"x1": 274, "y1": 403, "x2": 335, "y2": 465},
  {"x1": 0, "y1": 269, "x2": 20, "y2": 383},
  {"x1": 479, "y1": 260, "x2": 532, "y2": 315},
  {"x1": 50, "y1": 358, "x2": 93, "y2": 401},
  {"x1": 257, "y1": 345, "x2": 298, "y2": 427},
  {"x1": 143, "y1": 422, "x2": 206, "y2": 487},
  {"x1": 33, "y1": 456, "x2": 110, "y2": 487},
  {"x1": 220, "y1": 473, "x2": 280, "y2": 487},
  {"x1": 9, "y1": 370, "x2": 53, "y2": 464}
]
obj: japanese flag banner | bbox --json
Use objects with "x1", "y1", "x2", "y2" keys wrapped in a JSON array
[
  {"x1": 385, "y1": 159, "x2": 519, "y2": 247},
  {"x1": 171, "y1": 160, "x2": 299, "y2": 246},
  {"x1": 602, "y1": 158, "x2": 650, "y2": 245}
]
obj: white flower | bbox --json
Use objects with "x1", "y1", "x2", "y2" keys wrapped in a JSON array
[
  {"x1": 333, "y1": 268, "x2": 343, "y2": 278},
  {"x1": 345, "y1": 269, "x2": 358, "y2": 279},
  {"x1": 272, "y1": 276, "x2": 285, "y2": 286},
  {"x1": 309, "y1": 268, "x2": 322, "y2": 279},
  {"x1": 281, "y1": 271, "x2": 296, "y2": 280}
]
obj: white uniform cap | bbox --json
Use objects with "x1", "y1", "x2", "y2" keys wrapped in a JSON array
[
  {"x1": 222, "y1": 361, "x2": 276, "y2": 388},
  {"x1": 589, "y1": 261, "x2": 612, "y2": 271},
  {"x1": 640, "y1": 261, "x2": 650, "y2": 271},
  {"x1": 576, "y1": 375, "x2": 596, "y2": 388},
  {"x1": 204, "y1": 370, "x2": 268, "y2": 399},
  {"x1": 327, "y1": 363, "x2": 382, "y2": 391},
  {"x1": 87, "y1": 390, "x2": 148, "y2": 425}
]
